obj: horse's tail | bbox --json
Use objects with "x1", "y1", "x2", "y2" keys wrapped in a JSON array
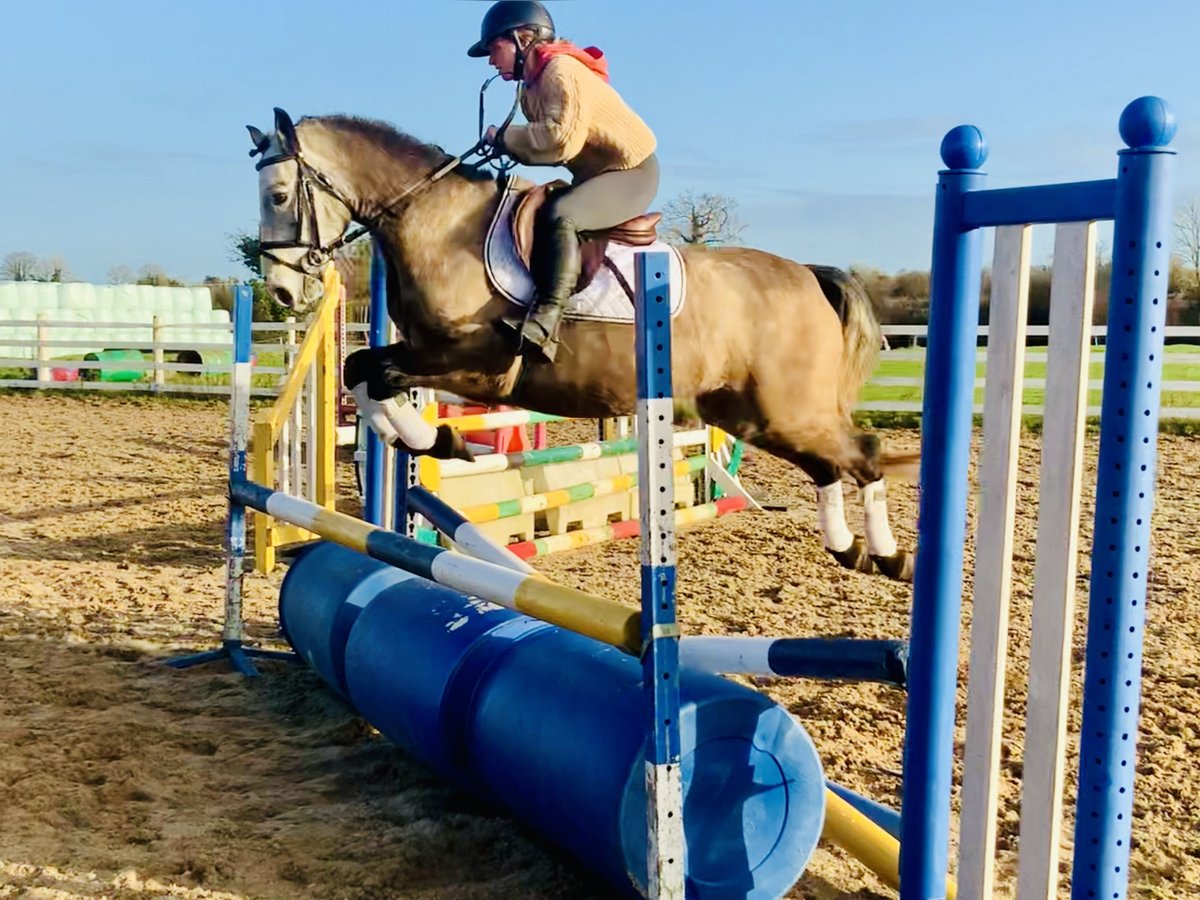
[{"x1": 808, "y1": 265, "x2": 882, "y2": 418}]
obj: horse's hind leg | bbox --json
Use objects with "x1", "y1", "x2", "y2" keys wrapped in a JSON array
[
  {"x1": 842, "y1": 431, "x2": 915, "y2": 582},
  {"x1": 740, "y1": 431, "x2": 874, "y2": 575},
  {"x1": 798, "y1": 454, "x2": 876, "y2": 575},
  {"x1": 745, "y1": 423, "x2": 913, "y2": 582}
]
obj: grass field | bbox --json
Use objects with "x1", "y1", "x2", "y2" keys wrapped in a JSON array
[{"x1": 863, "y1": 345, "x2": 1200, "y2": 416}]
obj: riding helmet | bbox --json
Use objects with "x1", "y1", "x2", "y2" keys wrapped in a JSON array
[{"x1": 467, "y1": 0, "x2": 556, "y2": 57}]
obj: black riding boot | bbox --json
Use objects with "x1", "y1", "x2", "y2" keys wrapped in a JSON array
[{"x1": 517, "y1": 217, "x2": 581, "y2": 363}]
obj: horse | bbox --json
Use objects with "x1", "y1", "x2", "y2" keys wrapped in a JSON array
[{"x1": 246, "y1": 107, "x2": 918, "y2": 581}]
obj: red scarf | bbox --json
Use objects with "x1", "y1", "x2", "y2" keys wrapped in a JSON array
[{"x1": 524, "y1": 41, "x2": 610, "y2": 85}]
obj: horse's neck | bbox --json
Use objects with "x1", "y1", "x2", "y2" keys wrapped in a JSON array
[
  {"x1": 376, "y1": 174, "x2": 502, "y2": 331},
  {"x1": 299, "y1": 120, "x2": 502, "y2": 334}
]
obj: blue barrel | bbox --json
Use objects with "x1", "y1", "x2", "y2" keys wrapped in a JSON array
[
  {"x1": 278, "y1": 541, "x2": 416, "y2": 698},
  {"x1": 280, "y1": 542, "x2": 826, "y2": 899}
]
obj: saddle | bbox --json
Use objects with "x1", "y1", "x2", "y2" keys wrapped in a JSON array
[{"x1": 511, "y1": 179, "x2": 662, "y2": 294}]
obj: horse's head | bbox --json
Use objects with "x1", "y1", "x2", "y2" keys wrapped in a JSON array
[{"x1": 247, "y1": 108, "x2": 355, "y2": 308}]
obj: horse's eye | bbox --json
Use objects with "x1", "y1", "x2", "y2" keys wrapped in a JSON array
[{"x1": 271, "y1": 192, "x2": 288, "y2": 206}]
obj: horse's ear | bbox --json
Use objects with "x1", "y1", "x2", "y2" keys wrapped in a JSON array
[
  {"x1": 246, "y1": 125, "x2": 268, "y2": 157},
  {"x1": 274, "y1": 107, "x2": 299, "y2": 156}
]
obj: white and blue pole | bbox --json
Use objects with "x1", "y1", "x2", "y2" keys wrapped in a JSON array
[
  {"x1": 635, "y1": 251, "x2": 685, "y2": 899},
  {"x1": 167, "y1": 284, "x2": 297, "y2": 676},
  {"x1": 364, "y1": 239, "x2": 391, "y2": 527}
]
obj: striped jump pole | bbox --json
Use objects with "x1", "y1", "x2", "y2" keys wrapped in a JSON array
[
  {"x1": 230, "y1": 479, "x2": 642, "y2": 655},
  {"x1": 436, "y1": 408, "x2": 563, "y2": 432},
  {"x1": 507, "y1": 496, "x2": 748, "y2": 560},
  {"x1": 428, "y1": 428, "x2": 710, "y2": 482},
  {"x1": 454, "y1": 454, "x2": 706, "y2": 525},
  {"x1": 404, "y1": 484, "x2": 534, "y2": 575},
  {"x1": 680, "y1": 636, "x2": 909, "y2": 687},
  {"x1": 635, "y1": 251, "x2": 685, "y2": 899},
  {"x1": 166, "y1": 285, "x2": 299, "y2": 676}
]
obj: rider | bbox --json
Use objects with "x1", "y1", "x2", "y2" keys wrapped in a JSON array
[{"x1": 469, "y1": 0, "x2": 660, "y2": 362}]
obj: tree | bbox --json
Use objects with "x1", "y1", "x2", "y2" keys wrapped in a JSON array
[
  {"x1": 1175, "y1": 199, "x2": 1200, "y2": 294},
  {"x1": 661, "y1": 191, "x2": 746, "y2": 247},
  {"x1": 3, "y1": 251, "x2": 41, "y2": 281},
  {"x1": 137, "y1": 264, "x2": 183, "y2": 287},
  {"x1": 229, "y1": 230, "x2": 262, "y2": 277},
  {"x1": 107, "y1": 264, "x2": 135, "y2": 284},
  {"x1": 42, "y1": 255, "x2": 70, "y2": 283},
  {"x1": 226, "y1": 230, "x2": 292, "y2": 322}
]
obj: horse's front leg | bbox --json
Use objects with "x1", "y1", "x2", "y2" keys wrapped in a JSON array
[{"x1": 343, "y1": 343, "x2": 474, "y2": 462}]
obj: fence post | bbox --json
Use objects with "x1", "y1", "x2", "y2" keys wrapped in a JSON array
[
  {"x1": 36, "y1": 313, "x2": 50, "y2": 384},
  {"x1": 152, "y1": 315, "x2": 165, "y2": 390}
]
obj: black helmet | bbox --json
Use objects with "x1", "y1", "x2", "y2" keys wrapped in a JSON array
[{"x1": 467, "y1": 0, "x2": 555, "y2": 58}]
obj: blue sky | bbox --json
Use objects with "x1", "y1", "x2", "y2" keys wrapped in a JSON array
[{"x1": 2, "y1": 0, "x2": 1197, "y2": 285}]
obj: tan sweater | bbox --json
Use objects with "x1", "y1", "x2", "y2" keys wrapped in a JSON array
[{"x1": 503, "y1": 55, "x2": 657, "y2": 183}]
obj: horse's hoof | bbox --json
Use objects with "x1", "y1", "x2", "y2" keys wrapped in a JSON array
[
  {"x1": 432, "y1": 424, "x2": 475, "y2": 462},
  {"x1": 828, "y1": 535, "x2": 873, "y2": 574},
  {"x1": 872, "y1": 550, "x2": 915, "y2": 582}
]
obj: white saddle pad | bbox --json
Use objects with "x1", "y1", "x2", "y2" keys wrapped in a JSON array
[{"x1": 483, "y1": 178, "x2": 687, "y2": 324}]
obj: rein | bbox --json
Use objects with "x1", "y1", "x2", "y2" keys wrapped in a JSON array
[{"x1": 251, "y1": 79, "x2": 522, "y2": 276}]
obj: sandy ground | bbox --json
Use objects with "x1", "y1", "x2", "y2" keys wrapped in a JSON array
[{"x1": 0, "y1": 393, "x2": 1197, "y2": 899}]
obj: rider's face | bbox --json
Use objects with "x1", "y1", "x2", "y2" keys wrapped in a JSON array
[{"x1": 487, "y1": 37, "x2": 519, "y2": 80}]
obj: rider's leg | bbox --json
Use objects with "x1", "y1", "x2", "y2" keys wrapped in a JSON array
[{"x1": 515, "y1": 153, "x2": 661, "y2": 362}]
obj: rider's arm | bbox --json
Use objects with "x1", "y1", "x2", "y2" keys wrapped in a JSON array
[{"x1": 503, "y1": 58, "x2": 589, "y2": 165}]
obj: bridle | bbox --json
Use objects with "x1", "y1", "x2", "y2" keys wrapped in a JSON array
[
  {"x1": 251, "y1": 148, "x2": 359, "y2": 275},
  {"x1": 251, "y1": 78, "x2": 522, "y2": 277}
]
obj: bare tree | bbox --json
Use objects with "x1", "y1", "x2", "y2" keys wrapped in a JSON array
[
  {"x1": 1175, "y1": 199, "x2": 1200, "y2": 293},
  {"x1": 661, "y1": 191, "x2": 746, "y2": 247},
  {"x1": 107, "y1": 264, "x2": 135, "y2": 285},
  {"x1": 3, "y1": 251, "x2": 41, "y2": 281},
  {"x1": 137, "y1": 263, "x2": 182, "y2": 287},
  {"x1": 42, "y1": 255, "x2": 70, "y2": 282}
]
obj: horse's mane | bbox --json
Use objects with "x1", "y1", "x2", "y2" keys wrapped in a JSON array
[{"x1": 301, "y1": 114, "x2": 495, "y2": 183}]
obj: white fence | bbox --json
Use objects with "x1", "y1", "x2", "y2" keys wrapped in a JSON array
[
  {"x1": 0, "y1": 317, "x2": 368, "y2": 398},
  {"x1": 0, "y1": 317, "x2": 1196, "y2": 420},
  {"x1": 870, "y1": 324, "x2": 1200, "y2": 420}
]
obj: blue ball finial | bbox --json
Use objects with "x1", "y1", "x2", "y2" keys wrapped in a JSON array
[
  {"x1": 940, "y1": 125, "x2": 988, "y2": 171},
  {"x1": 1119, "y1": 96, "x2": 1176, "y2": 149}
]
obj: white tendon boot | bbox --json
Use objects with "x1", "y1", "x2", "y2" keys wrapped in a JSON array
[
  {"x1": 350, "y1": 385, "x2": 473, "y2": 461},
  {"x1": 861, "y1": 479, "x2": 913, "y2": 581},
  {"x1": 816, "y1": 481, "x2": 872, "y2": 573}
]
